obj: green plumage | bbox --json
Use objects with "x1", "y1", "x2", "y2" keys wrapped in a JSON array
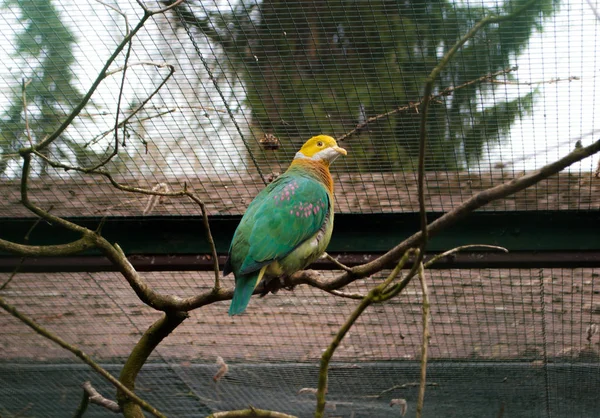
[{"x1": 224, "y1": 165, "x2": 334, "y2": 315}]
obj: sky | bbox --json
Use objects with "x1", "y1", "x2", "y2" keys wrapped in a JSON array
[
  {"x1": 483, "y1": 0, "x2": 600, "y2": 172},
  {"x1": 0, "y1": 0, "x2": 599, "y2": 175}
]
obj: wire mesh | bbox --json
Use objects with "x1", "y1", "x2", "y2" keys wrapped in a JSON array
[
  {"x1": 0, "y1": 0, "x2": 599, "y2": 216},
  {"x1": 1, "y1": 269, "x2": 600, "y2": 416},
  {"x1": 2, "y1": 1, "x2": 600, "y2": 417}
]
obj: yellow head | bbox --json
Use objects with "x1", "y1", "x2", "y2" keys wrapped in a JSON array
[{"x1": 294, "y1": 135, "x2": 347, "y2": 163}]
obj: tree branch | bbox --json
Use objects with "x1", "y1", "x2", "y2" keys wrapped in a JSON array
[
  {"x1": 78, "y1": 381, "x2": 121, "y2": 415},
  {"x1": 337, "y1": 66, "x2": 517, "y2": 142},
  {"x1": 416, "y1": 263, "x2": 429, "y2": 418},
  {"x1": 0, "y1": 237, "x2": 94, "y2": 257},
  {"x1": 118, "y1": 311, "x2": 187, "y2": 417},
  {"x1": 0, "y1": 296, "x2": 165, "y2": 418},
  {"x1": 207, "y1": 409, "x2": 297, "y2": 418},
  {"x1": 315, "y1": 250, "x2": 414, "y2": 418},
  {"x1": 290, "y1": 137, "x2": 600, "y2": 292}
]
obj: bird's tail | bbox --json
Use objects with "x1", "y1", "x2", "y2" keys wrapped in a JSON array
[{"x1": 228, "y1": 266, "x2": 267, "y2": 316}]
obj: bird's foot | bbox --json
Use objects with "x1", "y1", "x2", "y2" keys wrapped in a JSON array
[{"x1": 258, "y1": 275, "x2": 295, "y2": 297}]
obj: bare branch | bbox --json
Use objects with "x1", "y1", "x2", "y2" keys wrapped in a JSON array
[
  {"x1": 416, "y1": 263, "x2": 430, "y2": 418},
  {"x1": 424, "y1": 245, "x2": 508, "y2": 268},
  {"x1": 412, "y1": 0, "x2": 541, "y2": 274},
  {"x1": 207, "y1": 409, "x2": 297, "y2": 418},
  {"x1": 290, "y1": 137, "x2": 600, "y2": 293},
  {"x1": 136, "y1": 0, "x2": 185, "y2": 15},
  {"x1": 0, "y1": 296, "x2": 166, "y2": 418},
  {"x1": 84, "y1": 62, "x2": 175, "y2": 150},
  {"x1": 337, "y1": 66, "x2": 517, "y2": 142},
  {"x1": 315, "y1": 251, "x2": 414, "y2": 418},
  {"x1": 186, "y1": 190, "x2": 221, "y2": 289},
  {"x1": 73, "y1": 386, "x2": 90, "y2": 418},
  {"x1": 0, "y1": 237, "x2": 94, "y2": 257},
  {"x1": 95, "y1": 0, "x2": 130, "y2": 36},
  {"x1": 111, "y1": 33, "x2": 133, "y2": 153},
  {"x1": 82, "y1": 381, "x2": 121, "y2": 413},
  {"x1": 213, "y1": 356, "x2": 229, "y2": 382},
  {"x1": 27, "y1": 21, "x2": 148, "y2": 153},
  {"x1": 489, "y1": 75, "x2": 580, "y2": 86},
  {"x1": 586, "y1": 0, "x2": 600, "y2": 21},
  {"x1": 118, "y1": 312, "x2": 187, "y2": 416},
  {"x1": 21, "y1": 79, "x2": 33, "y2": 148},
  {"x1": 323, "y1": 252, "x2": 353, "y2": 272}
]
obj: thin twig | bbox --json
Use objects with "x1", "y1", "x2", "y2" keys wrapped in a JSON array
[
  {"x1": 95, "y1": 0, "x2": 130, "y2": 36},
  {"x1": 73, "y1": 386, "x2": 90, "y2": 418},
  {"x1": 424, "y1": 244, "x2": 508, "y2": 268},
  {"x1": 112, "y1": 33, "x2": 133, "y2": 151},
  {"x1": 416, "y1": 263, "x2": 429, "y2": 418},
  {"x1": 185, "y1": 190, "x2": 221, "y2": 289},
  {"x1": 84, "y1": 61, "x2": 176, "y2": 150},
  {"x1": 315, "y1": 250, "x2": 414, "y2": 418},
  {"x1": 136, "y1": 0, "x2": 185, "y2": 15},
  {"x1": 323, "y1": 253, "x2": 353, "y2": 272},
  {"x1": 0, "y1": 296, "x2": 166, "y2": 418},
  {"x1": 489, "y1": 75, "x2": 580, "y2": 86},
  {"x1": 105, "y1": 61, "x2": 173, "y2": 77},
  {"x1": 21, "y1": 79, "x2": 33, "y2": 148},
  {"x1": 585, "y1": 0, "x2": 600, "y2": 21},
  {"x1": 82, "y1": 381, "x2": 121, "y2": 413},
  {"x1": 326, "y1": 289, "x2": 367, "y2": 300},
  {"x1": 363, "y1": 382, "x2": 439, "y2": 399},
  {"x1": 337, "y1": 66, "x2": 517, "y2": 142}
]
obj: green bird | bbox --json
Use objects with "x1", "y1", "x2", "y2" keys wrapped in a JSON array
[{"x1": 224, "y1": 135, "x2": 347, "y2": 315}]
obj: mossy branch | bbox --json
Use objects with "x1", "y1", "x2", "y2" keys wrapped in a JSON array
[
  {"x1": 0, "y1": 296, "x2": 165, "y2": 418},
  {"x1": 315, "y1": 250, "x2": 415, "y2": 418},
  {"x1": 118, "y1": 311, "x2": 188, "y2": 417},
  {"x1": 416, "y1": 263, "x2": 430, "y2": 418},
  {"x1": 0, "y1": 237, "x2": 94, "y2": 257}
]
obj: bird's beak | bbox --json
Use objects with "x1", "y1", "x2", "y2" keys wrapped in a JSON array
[{"x1": 333, "y1": 145, "x2": 347, "y2": 156}]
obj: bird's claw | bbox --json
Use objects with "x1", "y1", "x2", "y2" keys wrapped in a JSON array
[{"x1": 258, "y1": 275, "x2": 295, "y2": 297}]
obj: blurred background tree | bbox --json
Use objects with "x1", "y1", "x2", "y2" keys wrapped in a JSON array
[
  {"x1": 0, "y1": 0, "x2": 87, "y2": 176},
  {"x1": 172, "y1": 0, "x2": 557, "y2": 171}
]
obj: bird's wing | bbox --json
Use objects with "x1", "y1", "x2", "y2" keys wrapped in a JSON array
[{"x1": 236, "y1": 174, "x2": 330, "y2": 275}]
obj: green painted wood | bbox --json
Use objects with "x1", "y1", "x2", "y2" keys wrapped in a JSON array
[{"x1": 1, "y1": 211, "x2": 598, "y2": 256}]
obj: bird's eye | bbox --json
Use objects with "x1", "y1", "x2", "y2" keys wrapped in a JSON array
[{"x1": 317, "y1": 141, "x2": 324, "y2": 147}]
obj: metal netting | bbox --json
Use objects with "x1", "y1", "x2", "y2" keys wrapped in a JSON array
[
  {"x1": 2, "y1": 1, "x2": 600, "y2": 417},
  {"x1": 1, "y1": 268, "x2": 600, "y2": 416},
  {"x1": 0, "y1": 0, "x2": 599, "y2": 216}
]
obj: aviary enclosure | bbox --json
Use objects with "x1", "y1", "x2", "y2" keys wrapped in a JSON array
[{"x1": 1, "y1": 0, "x2": 600, "y2": 417}]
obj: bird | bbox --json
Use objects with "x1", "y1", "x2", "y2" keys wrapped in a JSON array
[{"x1": 224, "y1": 135, "x2": 347, "y2": 315}]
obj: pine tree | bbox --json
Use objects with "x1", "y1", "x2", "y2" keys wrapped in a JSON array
[
  {"x1": 172, "y1": 0, "x2": 557, "y2": 171},
  {"x1": 0, "y1": 0, "x2": 84, "y2": 176}
]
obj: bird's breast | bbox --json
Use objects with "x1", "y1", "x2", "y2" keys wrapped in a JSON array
[{"x1": 276, "y1": 208, "x2": 334, "y2": 275}]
